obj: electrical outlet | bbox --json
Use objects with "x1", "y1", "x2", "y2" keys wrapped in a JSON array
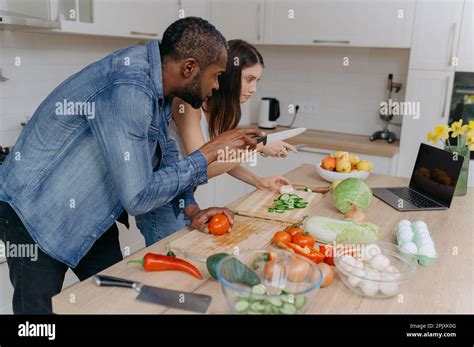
[{"x1": 298, "y1": 103, "x2": 318, "y2": 115}]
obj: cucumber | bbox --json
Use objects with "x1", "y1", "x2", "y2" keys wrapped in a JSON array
[
  {"x1": 207, "y1": 253, "x2": 260, "y2": 287},
  {"x1": 235, "y1": 300, "x2": 249, "y2": 313},
  {"x1": 206, "y1": 253, "x2": 229, "y2": 279}
]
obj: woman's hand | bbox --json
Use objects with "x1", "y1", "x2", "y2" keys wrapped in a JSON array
[
  {"x1": 255, "y1": 176, "x2": 291, "y2": 193},
  {"x1": 260, "y1": 141, "x2": 298, "y2": 158}
]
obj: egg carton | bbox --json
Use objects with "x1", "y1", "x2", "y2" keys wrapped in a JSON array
[{"x1": 396, "y1": 220, "x2": 437, "y2": 267}]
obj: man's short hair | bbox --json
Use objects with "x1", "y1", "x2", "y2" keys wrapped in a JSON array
[{"x1": 160, "y1": 17, "x2": 228, "y2": 69}]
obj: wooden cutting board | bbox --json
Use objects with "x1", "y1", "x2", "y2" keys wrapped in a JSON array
[
  {"x1": 169, "y1": 215, "x2": 285, "y2": 259},
  {"x1": 232, "y1": 189, "x2": 324, "y2": 224}
]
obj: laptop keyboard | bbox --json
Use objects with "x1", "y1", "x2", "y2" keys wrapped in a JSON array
[{"x1": 387, "y1": 187, "x2": 441, "y2": 208}]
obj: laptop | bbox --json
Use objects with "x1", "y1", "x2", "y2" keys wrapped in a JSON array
[{"x1": 372, "y1": 143, "x2": 464, "y2": 211}]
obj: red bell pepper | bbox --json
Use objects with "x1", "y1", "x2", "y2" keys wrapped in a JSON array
[{"x1": 277, "y1": 242, "x2": 324, "y2": 263}]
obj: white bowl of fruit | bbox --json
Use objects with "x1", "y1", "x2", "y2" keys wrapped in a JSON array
[{"x1": 316, "y1": 151, "x2": 373, "y2": 183}]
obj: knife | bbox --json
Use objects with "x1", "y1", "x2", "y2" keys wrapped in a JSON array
[
  {"x1": 254, "y1": 127, "x2": 306, "y2": 145},
  {"x1": 93, "y1": 275, "x2": 212, "y2": 313},
  {"x1": 292, "y1": 183, "x2": 331, "y2": 194}
]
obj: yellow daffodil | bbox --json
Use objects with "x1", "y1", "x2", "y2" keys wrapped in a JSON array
[
  {"x1": 469, "y1": 120, "x2": 474, "y2": 132},
  {"x1": 468, "y1": 130, "x2": 474, "y2": 151},
  {"x1": 434, "y1": 125, "x2": 449, "y2": 140},
  {"x1": 427, "y1": 131, "x2": 439, "y2": 144},
  {"x1": 450, "y1": 119, "x2": 469, "y2": 137}
]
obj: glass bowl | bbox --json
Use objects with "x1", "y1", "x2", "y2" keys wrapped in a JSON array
[
  {"x1": 216, "y1": 249, "x2": 323, "y2": 314},
  {"x1": 334, "y1": 241, "x2": 417, "y2": 299}
]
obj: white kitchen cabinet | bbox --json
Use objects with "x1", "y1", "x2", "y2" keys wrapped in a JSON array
[
  {"x1": 264, "y1": 0, "x2": 415, "y2": 48},
  {"x1": 409, "y1": 0, "x2": 464, "y2": 71},
  {"x1": 178, "y1": 0, "x2": 210, "y2": 20},
  {"x1": 210, "y1": 0, "x2": 264, "y2": 43},
  {"x1": 397, "y1": 70, "x2": 454, "y2": 177},
  {"x1": 457, "y1": 0, "x2": 474, "y2": 72},
  {"x1": 96, "y1": 0, "x2": 176, "y2": 39}
]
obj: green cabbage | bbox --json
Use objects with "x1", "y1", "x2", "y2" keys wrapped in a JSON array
[
  {"x1": 332, "y1": 178, "x2": 373, "y2": 214},
  {"x1": 304, "y1": 216, "x2": 380, "y2": 243}
]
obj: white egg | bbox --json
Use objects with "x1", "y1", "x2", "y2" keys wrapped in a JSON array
[
  {"x1": 381, "y1": 267, "x2": 400, "y2": 281},
  {"x1": 366, "y1": 270, "x2": 381, "y2": 281},
  {"x1": 401, "y1": 242, "x2": 418, "y2": 254},
  {"x1": 419, "y1": 245, "x2": 436, "y2": 258},
  {"x1": 360, "y1": 280, "x2": 379, "y2": 297},
  {"x1": 379, "y1": 282, "x2": 400, "y2": 295},
  {"x1": 416, "y1": 221, "x2": 428, "y2": 229},
  {"x1": 340, "y1": 255, "x2": 356, "y2": 272},
  {"x1": 363, "y1": 244, "x2": 381, "y2": 262},
  {"x1": 347, "y1": 269, "x2": 365, "y2": 287},
  {"x1": 398, "y1": 219, "x2": 411, "y2": 228},
  {"x1": 419, "y1": 233, "x2": 431, "y2": 242},
  {"x1": 419, "y1": 239, "x2": 434, "y2": 249},
  {"x1": 369, "y1": 254, "x2": 390, "y2": 271},
  {"x1": 398, "y1": 228, "x2": 414, "y2": 243}
]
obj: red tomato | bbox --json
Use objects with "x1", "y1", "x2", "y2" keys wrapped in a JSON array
[
  {"x1": 273, "y1": 231, "x2": 292, "y2": 244},
  {"x1": 285, "y1": 226, "x2": 304, "y2": 237},
  {"x1": 208, "y1": 214, "x2": 230, "y2": 235}
]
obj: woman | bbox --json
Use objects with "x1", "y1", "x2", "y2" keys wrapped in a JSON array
[{"x1": 136, "y1": 40, "x2": 297, "y2": 246}]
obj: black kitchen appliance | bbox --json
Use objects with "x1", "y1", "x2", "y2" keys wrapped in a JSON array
[{"x1": 370, "y1": 73, "x2": 403, "y2": 143}]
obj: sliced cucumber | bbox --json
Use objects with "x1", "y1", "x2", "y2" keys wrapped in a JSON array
[
  {"x1": 279, "y1": 194, "x2": 291, "y2": 202},
  {"x1": 251, "y1": 284, "x2": 267, "y2": 295},
  {"x1": 280, "y1": 303, "x2": 297, "y2": 314},
  {"x1": 251, "y1": 302, "x2": 266, "y2": 312},
  {"x1": 294, "y1": 296, "x2": 306, "y2": 309},
  {"x1": 269, "y1": 297, "x2": 283, "y2": 307},
  {"x1": 235, "y1": 300, "x2": 250, "y2": 313}
]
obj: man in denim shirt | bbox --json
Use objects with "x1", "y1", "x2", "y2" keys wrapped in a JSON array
[{"x1": 0, "y1": 17, "x2": 260, "y2": 314}]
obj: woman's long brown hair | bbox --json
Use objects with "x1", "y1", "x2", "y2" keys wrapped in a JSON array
[{"x1": 205, "y1": 39, "x2": 264, "y2": 138}]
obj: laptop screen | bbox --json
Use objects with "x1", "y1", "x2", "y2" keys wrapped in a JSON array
[{"x1": 409, "y1": 143, "x2": 464, "y2": 207}]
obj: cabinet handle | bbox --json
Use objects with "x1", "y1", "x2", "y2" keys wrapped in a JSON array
[
  {"x1": 442, "y1": 75, "x2": 451, "y2": 119},
  {"x1": 130, "y1": 31, "x2": 158, "y2": 37},
  {"x1": 313, "y1": 40, "x2": 350, "y2": 44},
  {"x1": 448, "y1": 23, "x2": 456, "y2": 67}
]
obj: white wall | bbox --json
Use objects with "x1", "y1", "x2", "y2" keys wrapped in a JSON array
[{"x1": 249, "y1": 45, "x2": 410, "y2": 137}]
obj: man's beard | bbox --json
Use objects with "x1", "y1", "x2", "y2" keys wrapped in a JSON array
[{"x1": 177, "y1": 74, "x2": 205, "y2": 109}]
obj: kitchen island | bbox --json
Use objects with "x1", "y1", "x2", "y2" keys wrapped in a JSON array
[{"x1": 52, "y1": 164, "x2": 473, "y2": 314}]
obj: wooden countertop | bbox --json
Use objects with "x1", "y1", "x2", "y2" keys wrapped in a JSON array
[
  {"x1": 52, "y1": 164, "x2": 473, "y2": 314},
  {"x1": 256, "y1": 125, "x2": 399, "y2": 158}
]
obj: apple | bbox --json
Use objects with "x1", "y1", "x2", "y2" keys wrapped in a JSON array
[
  {"x1": 356, "y1": 160, "x2": 373, "y2": 172},
  {"x1": 333, "y1": 151, "x2": 349, "y2": 160},
  {"x1": 336, "y1": 158, "x2": 352, "y2": 173},
  {"x1": 348, "y1": 153, "x2": 360, "y2": 165}
]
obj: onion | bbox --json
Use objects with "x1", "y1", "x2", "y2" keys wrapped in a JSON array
[
  {"x1": 318, "y1": 263, "x2": 334, "y2": 288},
  {"x1": 264, "y1": 257, "x2": 310, "y2": 283},
  {"x1": 344, "y1": 205, "x2": 367, "y2": 222}
]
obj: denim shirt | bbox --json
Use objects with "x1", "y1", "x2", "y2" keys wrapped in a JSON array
[{"x1": 0, "y1": 41, "x2": 208, "y2": 267}]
